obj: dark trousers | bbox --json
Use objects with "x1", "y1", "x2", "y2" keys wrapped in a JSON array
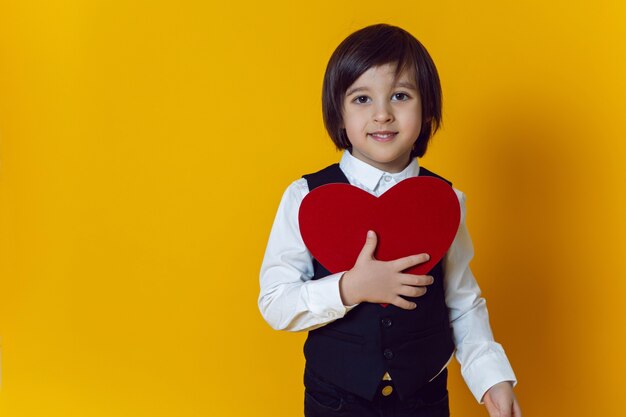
[{"x1": 304, "y1": 367, "x2": 450, "y2": 417}]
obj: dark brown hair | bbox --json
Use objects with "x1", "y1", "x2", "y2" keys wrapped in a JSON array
[{"x1": 322, "y1": 24, "x2": 442, "y2": 158}]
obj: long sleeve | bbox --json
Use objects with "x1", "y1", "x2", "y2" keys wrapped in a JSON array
[
  {"x1": 443, "y1": 190, "x2": 517, "y2": 403},
  {"x1": 258, "y1": 178, "x2": 356, "y2": 332}
]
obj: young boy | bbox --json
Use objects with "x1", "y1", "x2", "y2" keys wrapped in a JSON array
[{"x1": 259, "y1": 23, "x2": 521, "y2": 417}]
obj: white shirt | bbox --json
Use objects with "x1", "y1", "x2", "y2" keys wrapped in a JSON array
[{"x1": 258, "y1": 150, "x2": 517, "y2": 403}]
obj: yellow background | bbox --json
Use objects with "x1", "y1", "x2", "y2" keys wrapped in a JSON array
[{"x1": 1, "y1": 1, "x2": 625, "y2": 416}]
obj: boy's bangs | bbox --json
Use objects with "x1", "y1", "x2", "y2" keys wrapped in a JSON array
[{"x1": 392, "y1": 57, "x2": 418, "y2": 86}]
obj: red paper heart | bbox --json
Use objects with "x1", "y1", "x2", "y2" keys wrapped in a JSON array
[{"x1": 299, "y1": 177, "x2": 461, "y2": 307}]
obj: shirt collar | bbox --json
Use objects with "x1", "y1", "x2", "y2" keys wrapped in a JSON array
[{"x1": 338, "y1": 150, "x2": 420, "y2": 191}]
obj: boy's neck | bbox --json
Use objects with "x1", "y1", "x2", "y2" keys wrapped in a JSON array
[{"x1": 347, "y1": 149, "x2": 414, "y2": 174}]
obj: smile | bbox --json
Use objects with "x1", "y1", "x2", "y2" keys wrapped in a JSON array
[{"x1": 368, "y1": 132, "x2": 398, "y2": 142}]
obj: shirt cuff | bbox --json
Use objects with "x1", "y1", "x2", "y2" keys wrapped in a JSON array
[
  {"x1": 306, "y1": 272, "x2": 356, "y2": 320},
  {"x1": 461, "y1": 350, "x2": 518, "y2": 404}
]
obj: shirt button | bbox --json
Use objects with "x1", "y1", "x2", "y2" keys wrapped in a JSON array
[
  {"x1": 383, "y1": 348, "x2": 394, "y2": 360},
  {"x1": 384, "y1": 175, "x2": 392, "y2": 182},
  {"x1": 381, "y1": 318, "x2": 392, "y2": 328}
]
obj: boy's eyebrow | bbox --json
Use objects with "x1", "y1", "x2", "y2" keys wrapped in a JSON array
[
  {"x1": 345, "y1": 81, "x2": 418, "y2": 96},
  {"x1": 396, "y1": 81, "x2": 418, "y2": 90},
  {"x1": 345, "y1": 86, "x2": 368, "y2": 96}
]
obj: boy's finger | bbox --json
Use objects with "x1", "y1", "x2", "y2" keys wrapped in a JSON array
[
  {"x1": 397, "y1": 285, "x2": 427, "y2": 298},
  {"x1": 392, "y1": 297, "x2": 417, "y2": 310},
  {"x1": 399, "y1": 274, "x2": 434, "y2": 287},
  {"x1": 389, "y1": 253, "x2": 430, "y2": 271},
  {"x1": 513, "y1": 399, "x2": 522, "y2": 417},
  {"x1": 356, "y1": 230, "x2": 378, "y2": 262}
]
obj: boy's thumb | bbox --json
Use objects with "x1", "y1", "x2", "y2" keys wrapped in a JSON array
[{"x1": 357, "y1": 230, "x2": 377, "y2": 262}]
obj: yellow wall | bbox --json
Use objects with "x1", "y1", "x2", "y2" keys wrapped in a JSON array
[{"x1": 1, "y1": 1, "x2": 625, "y2": 416}]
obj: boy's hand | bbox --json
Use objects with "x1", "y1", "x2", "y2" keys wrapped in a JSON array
[
  {"x1": 339, "y1": 230, "x2": 433, "y2": 309},
  {"x1": 483, "y1": 381, "x2": 521, "y2": 417}
]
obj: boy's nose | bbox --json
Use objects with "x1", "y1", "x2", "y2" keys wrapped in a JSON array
[{"x1": 373, "y1": 104, "x2": 393, "y2": 123}]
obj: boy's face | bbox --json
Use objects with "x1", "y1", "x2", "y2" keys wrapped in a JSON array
[{"x1": 342, "y1": 63, "x2": 422, "y2": 173}]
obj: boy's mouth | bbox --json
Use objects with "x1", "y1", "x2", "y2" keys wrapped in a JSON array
[{"x1": 368, "y1": 131, "x2": 398, "y2": 142}]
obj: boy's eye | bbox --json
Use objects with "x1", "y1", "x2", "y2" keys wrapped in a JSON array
[
  {"x1": 354, "y1": 96, "x2": 371, "y2": 104},
  {"x1": 392, "y1": 92, "x2": 410, "y2": 101}
]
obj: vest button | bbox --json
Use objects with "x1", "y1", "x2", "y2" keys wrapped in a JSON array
[
  {"x1": 383, "y1": 348, "x2": 394, "y2": 360},
  {"x1": 381, "y1": 385, "x2": 394, "y2": 396},
  {"x1": 381, "y1": 318, "x2": 392, "y2": 328}
]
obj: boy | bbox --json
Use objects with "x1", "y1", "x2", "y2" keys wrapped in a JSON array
[{"x1": 259, "y1": 23, "x2": 521, "y2": 417}]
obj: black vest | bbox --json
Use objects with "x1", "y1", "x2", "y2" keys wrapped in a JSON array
[{"x1": 302, "y1": 163, "x2": 455, "y2": 401}]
